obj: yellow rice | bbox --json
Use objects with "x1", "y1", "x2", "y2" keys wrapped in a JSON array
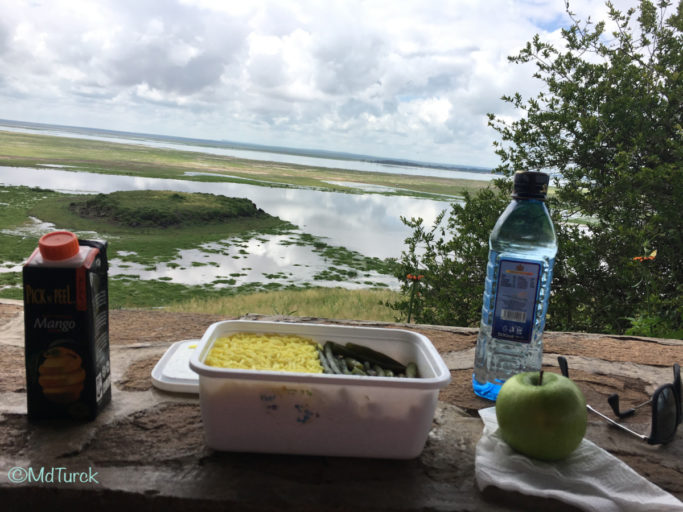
[{"x1": 204, "y1": 332, "x2": 323, "y2": 373}]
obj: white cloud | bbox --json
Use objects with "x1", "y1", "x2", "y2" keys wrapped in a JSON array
[{"x1": 0, "y1": 0, "x2": 644, "y2": 167}]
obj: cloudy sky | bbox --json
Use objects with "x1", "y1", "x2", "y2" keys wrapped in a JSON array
[{"x1": 0, "y1": 0, "x2": 639, "y2": 168}]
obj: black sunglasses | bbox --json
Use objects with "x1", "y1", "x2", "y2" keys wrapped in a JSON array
[{"x1": 558, "y1": 356, "x2": 681, "y2": 445}]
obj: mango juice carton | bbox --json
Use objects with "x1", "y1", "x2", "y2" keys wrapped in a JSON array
[{"x1": 23, "y1": 231, "x2": 111, "y2": 421}]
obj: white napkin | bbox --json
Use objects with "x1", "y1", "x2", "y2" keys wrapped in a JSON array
[{"x1": 475, "y1": 407, "x2": 683, "y2": 512}]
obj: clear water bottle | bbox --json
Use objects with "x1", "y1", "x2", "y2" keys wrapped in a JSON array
[{"x1": 472, "y1": 171, "x2": 557, "y2": 401}]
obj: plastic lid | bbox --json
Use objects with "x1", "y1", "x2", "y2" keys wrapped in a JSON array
[
  {"x1": 38, "y1": 231, "x2": 80, "y2": 260},
  {"x1": 512, "y1": 171, "x2": 549, "y2": 200},
  {"x1": 151, "y1": 340, "x2": 200, "y2": 394}
]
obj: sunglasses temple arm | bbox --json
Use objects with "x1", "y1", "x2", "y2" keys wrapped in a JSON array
[
  {"x1": 586, "y1": 405, "x2": 649, "y2": 442},
  {"x1": 632, "y1": 398, "x2": 653, "y2": 411},
  {"x1": 609, "y1": 394, "x2": 653, "y2": 418}
]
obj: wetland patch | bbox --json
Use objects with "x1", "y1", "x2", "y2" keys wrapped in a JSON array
[{"x1": 0, "y1": 185, "x2": 397, "y2": 306}]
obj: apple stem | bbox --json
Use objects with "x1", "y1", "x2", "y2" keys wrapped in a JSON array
[{"x1": 538, "y1": 370, "x2": 544, "y2": 386}]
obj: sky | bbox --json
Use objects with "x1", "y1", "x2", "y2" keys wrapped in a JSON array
[{"x1": 0, "y1": 0, "x2": 641, "y2": 168}]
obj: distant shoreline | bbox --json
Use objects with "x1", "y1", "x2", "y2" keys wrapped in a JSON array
[
  {"x1": 0, "y1": 128, "x2": 494, "y2": 199},
  {"x1": 0, "y1": 118, "x2": 494, "y2": 175}
]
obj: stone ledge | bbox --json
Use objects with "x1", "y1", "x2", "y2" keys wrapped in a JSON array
[{"x1": 1, "y1": 303, "x2": 682, "y2": 510}]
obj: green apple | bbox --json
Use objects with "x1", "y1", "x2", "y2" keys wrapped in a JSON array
[{"x1": 495, "y1": 370, "x2": 587, "y2": 461}]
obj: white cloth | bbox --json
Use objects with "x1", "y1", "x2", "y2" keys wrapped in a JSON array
[{"x1": 475, "y1": 407, "x2": 683, "y2": 512}]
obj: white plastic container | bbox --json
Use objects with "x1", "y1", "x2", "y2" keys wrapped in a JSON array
[{"x1": 189, "y1": 320, "x2": 451, "y2": 459}]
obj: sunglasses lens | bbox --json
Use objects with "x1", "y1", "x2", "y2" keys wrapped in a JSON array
[{"x1": 653, "y1": 386, "x2": 678, "y2": 442}]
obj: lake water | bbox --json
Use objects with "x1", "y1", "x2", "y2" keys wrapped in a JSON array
[{"x1": 0, "y1": 166, "x2": 456, "y2": 290}]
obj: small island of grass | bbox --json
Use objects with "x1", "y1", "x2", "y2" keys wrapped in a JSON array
[
  {"x1": 24, "y1": 188, "x2": 294, "y2": 268},
  {"x1": 69, "y1": 190, "x2": 269, "y2": 228}
]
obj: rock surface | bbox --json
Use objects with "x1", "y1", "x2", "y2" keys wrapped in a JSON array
[{"x1": 1, "y1": 300, "x2": 682, "y2": 511}]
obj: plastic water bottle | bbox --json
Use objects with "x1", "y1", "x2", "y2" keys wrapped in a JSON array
[{"x1": 472, "y1": 171, "x2": 557, "y2": 401}]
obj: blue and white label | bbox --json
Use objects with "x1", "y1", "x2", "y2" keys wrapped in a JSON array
[{"x1": 491, "y1": 259, "x2": 542, "y2": 343}]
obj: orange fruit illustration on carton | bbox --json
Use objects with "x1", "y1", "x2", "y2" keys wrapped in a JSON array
[{"x1": 38, "y1": 347, "x2": 85, "y2": 404}]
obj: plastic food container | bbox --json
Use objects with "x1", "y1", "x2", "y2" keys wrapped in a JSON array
[{"x1": 189, "y1": 320, "x2": 451, "y2": 459}]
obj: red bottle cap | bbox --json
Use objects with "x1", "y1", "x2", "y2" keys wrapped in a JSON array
[{"x1": 38, "y1": 231, "x2": 80, "y2": 260}]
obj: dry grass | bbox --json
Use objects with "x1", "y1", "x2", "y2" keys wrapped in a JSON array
[{"x1": 167, "y1": 287, "x2": 402, "y2": 322}]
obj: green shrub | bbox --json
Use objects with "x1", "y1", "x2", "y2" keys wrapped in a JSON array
[{"x1": 389, "y1": 1, "x2": 683, "y2": 336}]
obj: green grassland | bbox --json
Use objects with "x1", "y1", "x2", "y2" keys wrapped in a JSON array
[
  {"x1": 0, "y1": 186, "x2": 61, "y2": 265},
  {"x1": 0, "y1": 130, "x2": 490, "y2": 198}
]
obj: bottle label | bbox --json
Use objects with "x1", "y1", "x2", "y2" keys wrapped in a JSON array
[{"x1": 491, "y1": 258, "x2": 542, "y2": 343}]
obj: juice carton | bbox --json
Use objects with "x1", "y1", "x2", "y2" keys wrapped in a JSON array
[{"x1": 23, "y1": 231, "x2": 111, "y2": 421}]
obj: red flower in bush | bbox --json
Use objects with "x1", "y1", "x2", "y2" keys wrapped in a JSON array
[{"x1": 633, "y1": 250, "x2": 657, "y2": 262}]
